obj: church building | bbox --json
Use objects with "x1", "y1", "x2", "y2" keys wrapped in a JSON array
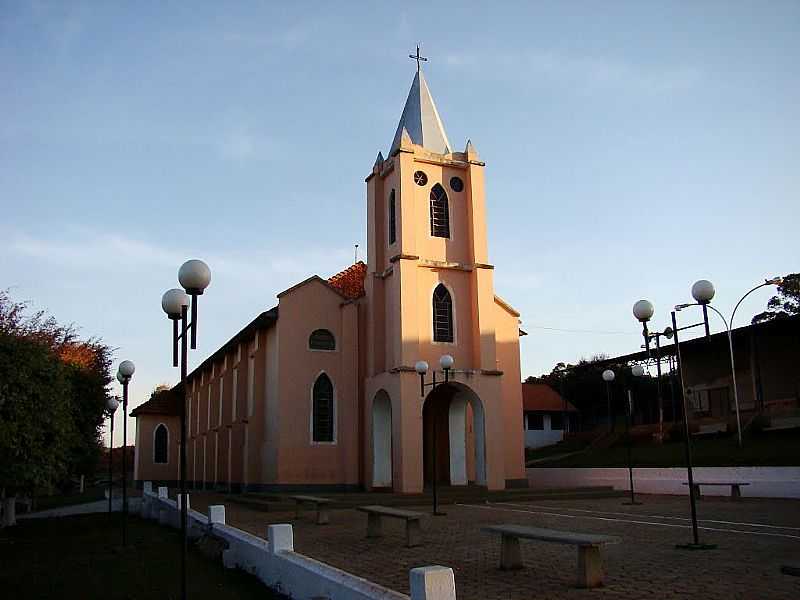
[{"x1": 132, "y1": 64, "x2": 527, "y2": 493}]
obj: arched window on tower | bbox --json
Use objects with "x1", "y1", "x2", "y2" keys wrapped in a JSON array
[
  {"x1": 433, "y1": 284, "x2": 454, "y2": 343},
  {"x1": 389, "y1": 189, "x2": 396, "y2": 245},
  {"x1": 429, "y1": 183, "x2": 450, "y2": 238},
  {"x1": 154, "y1": 423, "x2": 169, "y2": 464},
  {"x1": 312, "y1": 373, "x2": 335, "y2": 442}
]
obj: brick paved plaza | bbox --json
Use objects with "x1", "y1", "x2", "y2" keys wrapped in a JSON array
[{"x1": 189, "y1": 493, "x2": 800, "y2": 599}]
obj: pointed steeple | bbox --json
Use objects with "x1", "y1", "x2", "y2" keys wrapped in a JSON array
[{"x1": 389, "y1": 69, "x2": 451, "y2": 156}]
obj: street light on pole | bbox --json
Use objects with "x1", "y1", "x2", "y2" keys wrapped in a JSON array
[
  {"x1": 633, "y1": 294, "x2": 716, "y2": 550},
  {"x1": 624, "y1": 365, "x2": 644, "y2": 506},
  {"x1": 116, "y1": 360, "x2": 135, "y2": 547},
  {"x1": 416, "y1": 354, "x2": 454, "y2": 517},
  {"x1": 106, "y1": 396, "x2": 119, "y2": 516},
  {"x1": 162, "y1": 259, "x2": 211, "y2": 600},
  {"x1": 602, "y1": 369, "x2": 615, "y2": 432},
  {"x1": 675, "y1": 278, "x2": 782, "y2": 447}
]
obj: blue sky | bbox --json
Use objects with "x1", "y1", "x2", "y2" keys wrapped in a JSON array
[{"x1": 2, "y1": 1, "x2": 798, "y2": 445}]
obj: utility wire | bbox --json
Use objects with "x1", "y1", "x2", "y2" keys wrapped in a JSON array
[{"x1": 527, "y1": 325, "x2": 634, "y2": 335}]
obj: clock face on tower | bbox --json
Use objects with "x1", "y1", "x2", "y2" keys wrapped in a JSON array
[
  {"x1": 449, "y1": 177, "x2": 464, "y2": 192},
  {"x1": 414, "y1": 171, "x2": 428, "y2": 186}
]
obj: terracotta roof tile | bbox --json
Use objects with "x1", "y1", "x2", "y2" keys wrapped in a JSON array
[
  {"x1": 522, "y1": 383, "x2": 577, "y2": 412},
  {"x1": 327, "y1": 261, "x2": 367, "y2": 300},
  {"x1": 130, "y1": 388, "x2": 181, "y2": 417}
]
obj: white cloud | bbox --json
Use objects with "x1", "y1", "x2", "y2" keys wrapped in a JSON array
[
  {"x1": 443, "y1": 49, "x2": 701, "y2": 95},
  {"x1": 219, "y1": 129, "x2": 267, "y2": 161}
]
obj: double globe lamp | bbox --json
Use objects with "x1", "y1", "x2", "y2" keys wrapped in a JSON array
[{"x1": 160, "y1": 259, "x2": 211, "y2": 600}]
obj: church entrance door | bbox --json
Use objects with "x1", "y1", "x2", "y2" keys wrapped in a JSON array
[{"x1": 422, "y1": 382, "x2": 486, "y2": 487}]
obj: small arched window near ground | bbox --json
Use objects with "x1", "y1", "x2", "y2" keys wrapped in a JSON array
[
  {"x1": 154, "y1": 424, "x2": 169, "y2": 464},
  {"x1": 430, "y1": 184, "x2": 450, "y2": 238},
  {"x1": 433, "y1": 284, "x2": 454, "y2": 343},
  {"x1": 309, "y1": 329, "x2": 336, "y2": 351},
  {"x1": 313, "y1": 374, "x2": 335, "y2": 442}
]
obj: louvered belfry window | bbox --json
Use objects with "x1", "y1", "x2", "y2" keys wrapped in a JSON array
[
  {"x1": 389, "y1": 189, "x2": 396, "y2": 245},
  {"x1": 429, "y1": 183, "x2": 450, "y2": 238},
  {"x1": 313, "y1": 374, "x2": 334, "y2": 442},
  {"x1": 309, "y1": 329, "x2": 336, "y2": 351},
  {"x1": 433, "y1": 284, "x2": 454, "y2": 343},
  {"x1": 154, "y1": 424, "x2": 168, "y2": 464}
]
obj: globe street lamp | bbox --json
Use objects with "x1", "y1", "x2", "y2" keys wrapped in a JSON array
[
  {"x1": 162, "y1": 259, "x2": 211, "y2": 600},
  {"x1": 117, "y1": 360, "x2": 135, "y2": 546},
  {"x1": 632, "y1": 297, "x2": 715, "y2": 550},
  {"x1": 416, "y1": 354, "x2": 454, "y2": 516},
  {"x1": 624, "y1": 365, "x2": 644, "y2": 506},
  {"x1": 602, "y1": 369, "x2": 615, "y2": 432},
  {"x1": 633, "y1": 300, "x2": 672, "y2": 442},
  {"x1": 106, "y1": 396, "x2": 119, "y2": 516},
  {"x1": 676, "y1": 278, "x2": 782, "y2": 447}
]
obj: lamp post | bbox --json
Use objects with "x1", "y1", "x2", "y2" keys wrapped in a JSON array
[
  {"x1": 675, "y1": 278, "x2": 782, "y2": 447},
  {"x1": 633, "y1": 295, "x2": 715, "y2": 550},
  {"x1": 624, "y1": 365, "x2": 644, "y2": 506},
  {"x1": 415, "y1": 354, "x2": 454, "y2": 517},
  {"x1": 106, "y1": 396, "x2": 119, "y2": 515},
  {"x1": 633, "y1": 300, "x2": 673, "y2": 442},
  {"x1": 162, "y1": 259, "x2": 211, "y2": 600},
  {"x1": 116, "y1": 360, "x2": 135, "y2": 546},
  {"x1": 602, "y1": 369, "x2": 615, "y2": 432}
]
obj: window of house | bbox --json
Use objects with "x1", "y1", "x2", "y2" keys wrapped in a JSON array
[
  {"x1": 527, "y1": 413, "x2": 544, "y2": 430},
  {"x1": 432, "y1": 284, "x2": 454, "y2": 343},
  {"x1": 550, "y1": 413, "x2": 564, "y2": 431},
  {"x1": 309, "y1": 329, "x2": 336, "y2": 351},
  {"x1": 312, "y1": 373, "x2": 334, "y2": 443},
  {"x1": 429, "y1": 183, "x2": 450, "y2": 238},
  {"x1": 154, "y1": 424, "x2": 169, "y2": 464},
  {"x1": 389, "y1": 189, "x2": 396, "y2": 245},
  {"x1": 449, "y1": 176, "x2": 464, "y2": 192}
]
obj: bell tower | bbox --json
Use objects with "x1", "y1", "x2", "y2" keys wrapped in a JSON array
[{"x1": 363, "y1": 56, "x2": 525, "y2": 494}]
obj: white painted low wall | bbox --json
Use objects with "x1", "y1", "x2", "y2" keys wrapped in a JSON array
[
  {"x1": 527, "y1": 467, "x2": 800, "y2": 499},
  {"x1": 139, "y1": 486, "x2": 456, "y2": 600}
]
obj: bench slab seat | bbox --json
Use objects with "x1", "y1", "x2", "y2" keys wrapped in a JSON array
[
  {"x1": 288, "y1": 495, "x2": 332, "y2": 525},
  {"x1": 357, "y1": 505, "x2": 424, "y2": 547},
  {"x1": 483, "y1": 524, "x2": 620, "y2": 588},
  {"x1": 682, "y1": 482, "x2": 750, "y2": 500}
]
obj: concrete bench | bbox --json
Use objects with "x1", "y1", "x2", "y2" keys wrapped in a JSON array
[
  {"x1": 683, "y1": 481, "x2": 750, "y2": 500},
  {"x1": 356, "y1": 505, "x2": 424, "y2": 547},
  {"x1": 288, "y1": 495, "x2": 332, "y2": 525},
  {"x1": 483, "y1": 524, "x2": 620, "y2": 588}
]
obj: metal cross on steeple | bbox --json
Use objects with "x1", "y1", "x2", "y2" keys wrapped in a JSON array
[{"x1": 409, "y1": 44, "x2": 428, "y2": 72}]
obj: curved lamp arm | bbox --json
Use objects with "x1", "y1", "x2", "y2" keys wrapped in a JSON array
[{"x1": 730, "y1": 281, "x2": 774, "y2": 330}]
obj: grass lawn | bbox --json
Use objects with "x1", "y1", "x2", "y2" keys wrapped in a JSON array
[
  {"x1": 33, "y1": 485, "x2": 107, "y2": 511},
  {"x1": 0, "y1": 513, "x2": 286, "y2": 600},
  {"x1": 532, "y1": 429, "x2": 800, "y2": 468}
]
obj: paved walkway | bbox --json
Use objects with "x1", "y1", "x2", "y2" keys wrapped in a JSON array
[{"x1": 188, "y1": 492, "x2": 800, "y2": 599}]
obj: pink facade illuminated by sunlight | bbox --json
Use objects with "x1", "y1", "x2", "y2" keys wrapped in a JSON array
[{"x1": 133, "y1": 68, "x2": 527, "y2": 492}]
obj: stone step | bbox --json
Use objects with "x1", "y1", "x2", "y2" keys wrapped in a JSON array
[{"x1": 227, "y1": 487, "x2": 624, "y2": 512}]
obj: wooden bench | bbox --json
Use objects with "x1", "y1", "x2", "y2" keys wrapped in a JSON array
[
  {"x1": 356, "y1": 505, "x2": 424, "y2": 547},
  {"x1": 483, "y1": 524, "x2": 620, "y2": 588},
  {"x1": 683, "y1": 482, "x2": 750, "y2": 500},
  {"x1": 288, "y1": 495, "x2": 332, "y2": 525}
]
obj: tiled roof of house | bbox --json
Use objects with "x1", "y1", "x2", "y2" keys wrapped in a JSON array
[
  {"x1": 522, "y1": 383, "x2": 577, "y2": 413},
  {"x1": 327, "y1": 261, "x2": 367, "y2": 300},
  {"x1": 130, "y1": 387, "x2": 181, "y2": 417}
]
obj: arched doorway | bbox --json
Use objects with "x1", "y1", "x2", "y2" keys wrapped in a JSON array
[
  {"x1": 372, "y1": 390, "x2": 393, "y2": 488},
  {"x1": 423, "y1": 382, "x2": 486, "y2": 487}
]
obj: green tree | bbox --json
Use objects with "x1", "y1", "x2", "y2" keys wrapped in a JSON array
[
  {"x1": 0, "y1": 332, "x2": 74, "y2": 525},
  {"x1": 752, "y1": 273, "x2": 800, "y2": 323},
  {"x1": 0, "y1": 291, "x2": 113, "y2": 526}
]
